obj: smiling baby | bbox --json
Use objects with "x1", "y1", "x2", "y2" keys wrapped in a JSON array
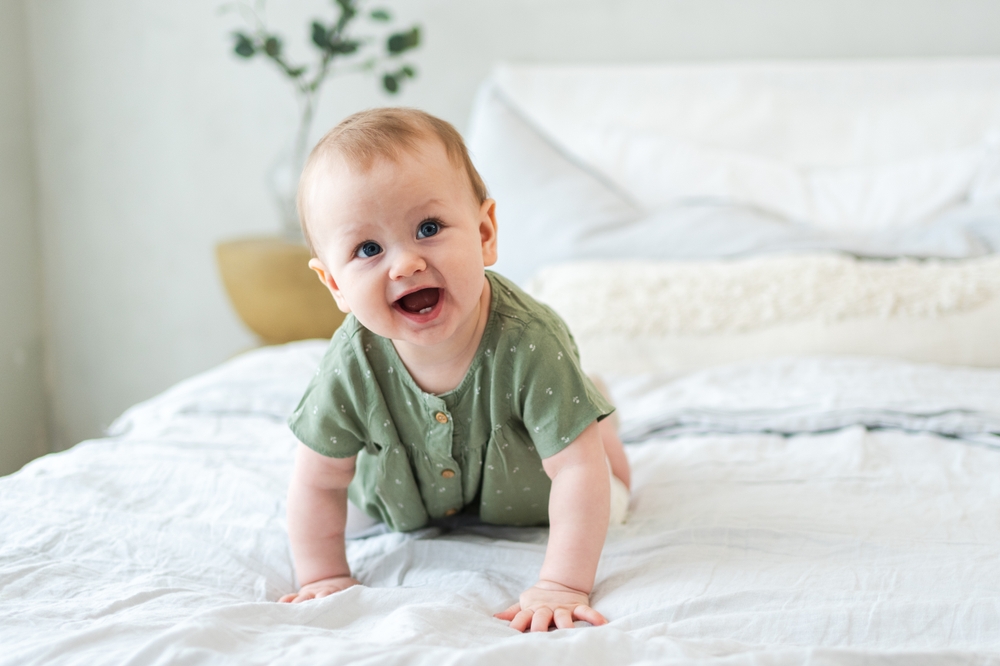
[{"x1": 281, "y1": 108, "x2": 630, "y2": 632}]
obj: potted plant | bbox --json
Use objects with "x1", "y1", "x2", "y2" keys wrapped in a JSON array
[
  {"x1": 216, "y1": 0, "x2": 421, "y2": 345},
  {"x1": 226, "y1": 0, "x2": 421, "y2": 239}
]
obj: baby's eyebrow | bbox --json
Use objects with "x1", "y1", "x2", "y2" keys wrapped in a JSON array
[
  {"x1": 333, "y1": 220, "x2": 376, "y2": 240},
  {"x1": 405, "y1": 199, "x2": 445, "y2": 217}
]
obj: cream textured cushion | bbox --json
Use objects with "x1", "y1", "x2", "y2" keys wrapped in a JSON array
[{"x1": 526, "y1": 254, "x2": 1000, "y2": 375}]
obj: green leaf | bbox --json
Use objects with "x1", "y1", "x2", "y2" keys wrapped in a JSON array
[
  {"x1": 382, "y1": 73, "x2": 399, "y2": 93},
  {"x1": 311, "y1": 21, "x2": 329, "y2": 50},
  {"x1": 328, "y1": 38, "x2": 359, "y2": 55},
  {"x1": 264, "y1": 36, "x2": 282, "y2": 57},
  {"x1": 400, "y1": 65, "x2": 416, "y2": 78},
  {"x1": 336, "y1": 0, "x2": 358, "y2": 23},
  {"x1": 233, "y1": 32, "x2": 256, "y2": 58},
  {"x1": 387, "y1": 26, "x2": 420, "y2": 54},
  {"x1": 288, "y1": 66, "x2": 306, "y2": 78},
  {"x1": 370, "y1": 8, "x2": 391, "y2": 21}
]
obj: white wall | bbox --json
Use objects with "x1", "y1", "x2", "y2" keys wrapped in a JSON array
[
  {"x1": 22, "y1": 0, "x2": 1000, "y2": 450},
  {"x1": 0, "y1": 0, "x2": 47, "y2": 474}
]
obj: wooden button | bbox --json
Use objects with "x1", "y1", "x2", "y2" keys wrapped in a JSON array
[
  {"x1": 441, "y1": 469, "x2": 455, "y2": 479},
  {"x1": 444, "y1": 508, "x2": 459, "y2": 517},
  {"x1": 434, "y1": 412, "x2": 449, "y2": 424}
]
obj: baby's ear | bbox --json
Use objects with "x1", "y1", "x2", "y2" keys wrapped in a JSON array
[
  {"x1": 479, "y1": 198, "x2": 498, "y2": 267},
  {"x1": 308, "y1": 258, "x2": 351, "y2": 313}
]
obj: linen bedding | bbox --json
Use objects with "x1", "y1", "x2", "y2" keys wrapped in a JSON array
[{"x1": 3, "y1": 341, "x2": 1000, "y2": 665}]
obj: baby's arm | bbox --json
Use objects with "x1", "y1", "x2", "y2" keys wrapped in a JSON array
[
  {"x1": 279, "y1": 443, "x2": 360, "y2": 603},
  {"x1": 495, "y1": 420, "x2": 610, "y2": 631}
]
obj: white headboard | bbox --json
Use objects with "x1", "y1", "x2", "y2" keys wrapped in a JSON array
[{"x1": 486, "y1": 59, "x2": 1000, "y2": 167}]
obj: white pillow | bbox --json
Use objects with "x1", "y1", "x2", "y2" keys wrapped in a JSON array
[
  {"x1": 526, "y1": 254, "x2": 1000, "y2": 375},
  {"x1": 466, "y1": 85, "x2": 641, "y2": 285},
  {"x1": 569, "y1": 127, "x2": 997, "y2": 233},
  {"x1": 466, "y1": 80, "x2": 1000, "y2": 287}
]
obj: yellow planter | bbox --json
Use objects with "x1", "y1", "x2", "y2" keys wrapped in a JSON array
[{"x1": 216, "y1": 236, "x2": 345, "y2": 345}]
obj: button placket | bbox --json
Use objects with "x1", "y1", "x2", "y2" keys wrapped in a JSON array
[{"x1": 426, "y1": 397, "x2": 462, "y2": 516}]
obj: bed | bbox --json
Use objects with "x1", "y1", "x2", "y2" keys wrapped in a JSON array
[{"x1": 4, "y1": 60, "x2": 1000, "y2": 665}]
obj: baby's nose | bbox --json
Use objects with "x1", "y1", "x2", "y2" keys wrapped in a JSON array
[{"x1": 388, "y1": 248, "x2": 426, "y2": 280}]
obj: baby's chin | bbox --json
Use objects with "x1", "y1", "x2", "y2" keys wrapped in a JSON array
[{"x1": 351, "y1": 310, "x2": 456, "y2": 347}]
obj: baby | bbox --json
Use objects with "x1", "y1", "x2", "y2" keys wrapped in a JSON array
[{"x1": 279, "y1": 108, "x2": 631, "y2": 633}]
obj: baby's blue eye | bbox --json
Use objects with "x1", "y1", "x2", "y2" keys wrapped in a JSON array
[
  {"x1": 417, "y1": 220, "x2": 440, "y2": 239},
  {"x1": 355, "y1": 241, "x2": 382, "y2": 258}
]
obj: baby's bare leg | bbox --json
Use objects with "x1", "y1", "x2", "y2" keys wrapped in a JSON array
[{"x1": 589, "y1": 376, "x2": 631, "y2": 490}]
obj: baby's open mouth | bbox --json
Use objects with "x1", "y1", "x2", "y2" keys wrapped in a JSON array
[{"x1": 396, "y1": 288, "x2": 441, "y2": 315}]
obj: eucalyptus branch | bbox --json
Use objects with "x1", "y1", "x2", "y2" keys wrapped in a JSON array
[
  {"x1": 223, "y1": 0, "x2": 422, "y2": 237},
  {"x1": 227, "y1": 0, "x2": 420, "y2": 98}
]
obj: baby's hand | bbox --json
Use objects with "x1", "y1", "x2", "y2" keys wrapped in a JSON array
[
  {"x1": 494, "y1": 580, "x2": 607, "y2": 632},
  {"x1": 278, "y1": 574, "x2": 361, "y2": 603}
]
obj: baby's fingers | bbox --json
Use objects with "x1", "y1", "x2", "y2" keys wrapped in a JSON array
[
  {"x1": 572, "y1": 604, "x2": 608, "y2": 627},
  {"x1": 530, "y1": 607, "x2": 554, "y2": 632},
  {"x1": 509, "y1": 609, "x2": 534, "y2": 632},
  {"x1": 493, "y1": 603, "x2": 521, "y2": 621},
  {"x1": 554, "y1": 608, "x2": 575, "y2": 630}
]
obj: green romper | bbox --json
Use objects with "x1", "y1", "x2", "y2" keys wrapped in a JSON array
[{"x1": 287, "y1": 271, "x2": 613, "y2": 532}]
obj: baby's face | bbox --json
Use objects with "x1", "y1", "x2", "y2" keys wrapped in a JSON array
[{"x1": 305, "y1": 138, "x2": 497, "y2": 349}]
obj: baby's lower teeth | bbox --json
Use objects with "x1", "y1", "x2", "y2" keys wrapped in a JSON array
[{"x1": 419, "y1": 306, "x2": 432, "y2": 314}]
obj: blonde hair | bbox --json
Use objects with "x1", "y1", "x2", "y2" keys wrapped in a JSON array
[{"x1": 297, "y1": 107, "x2": 489, "y2": 254}]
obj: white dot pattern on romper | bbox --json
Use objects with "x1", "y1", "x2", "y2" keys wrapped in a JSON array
[{"x1": 291, "y1": 273, "x2": 614, "y2": 531}]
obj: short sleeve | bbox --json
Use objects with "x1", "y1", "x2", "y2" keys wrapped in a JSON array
[
  {"x1": 287, "y1": 327, "x2": 369, "y2": 458},
  {"x1": 511, "y1": 314, "x2": 614, "y2": 459}
]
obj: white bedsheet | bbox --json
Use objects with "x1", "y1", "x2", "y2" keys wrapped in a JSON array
[{"x1": 3, "y1": 342, "x2": 1000, "y2": 665}]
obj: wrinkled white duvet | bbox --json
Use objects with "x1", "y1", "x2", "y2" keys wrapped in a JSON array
[{"x1": 3, "y1": 341, "x2": 1000, "y2": 665}]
